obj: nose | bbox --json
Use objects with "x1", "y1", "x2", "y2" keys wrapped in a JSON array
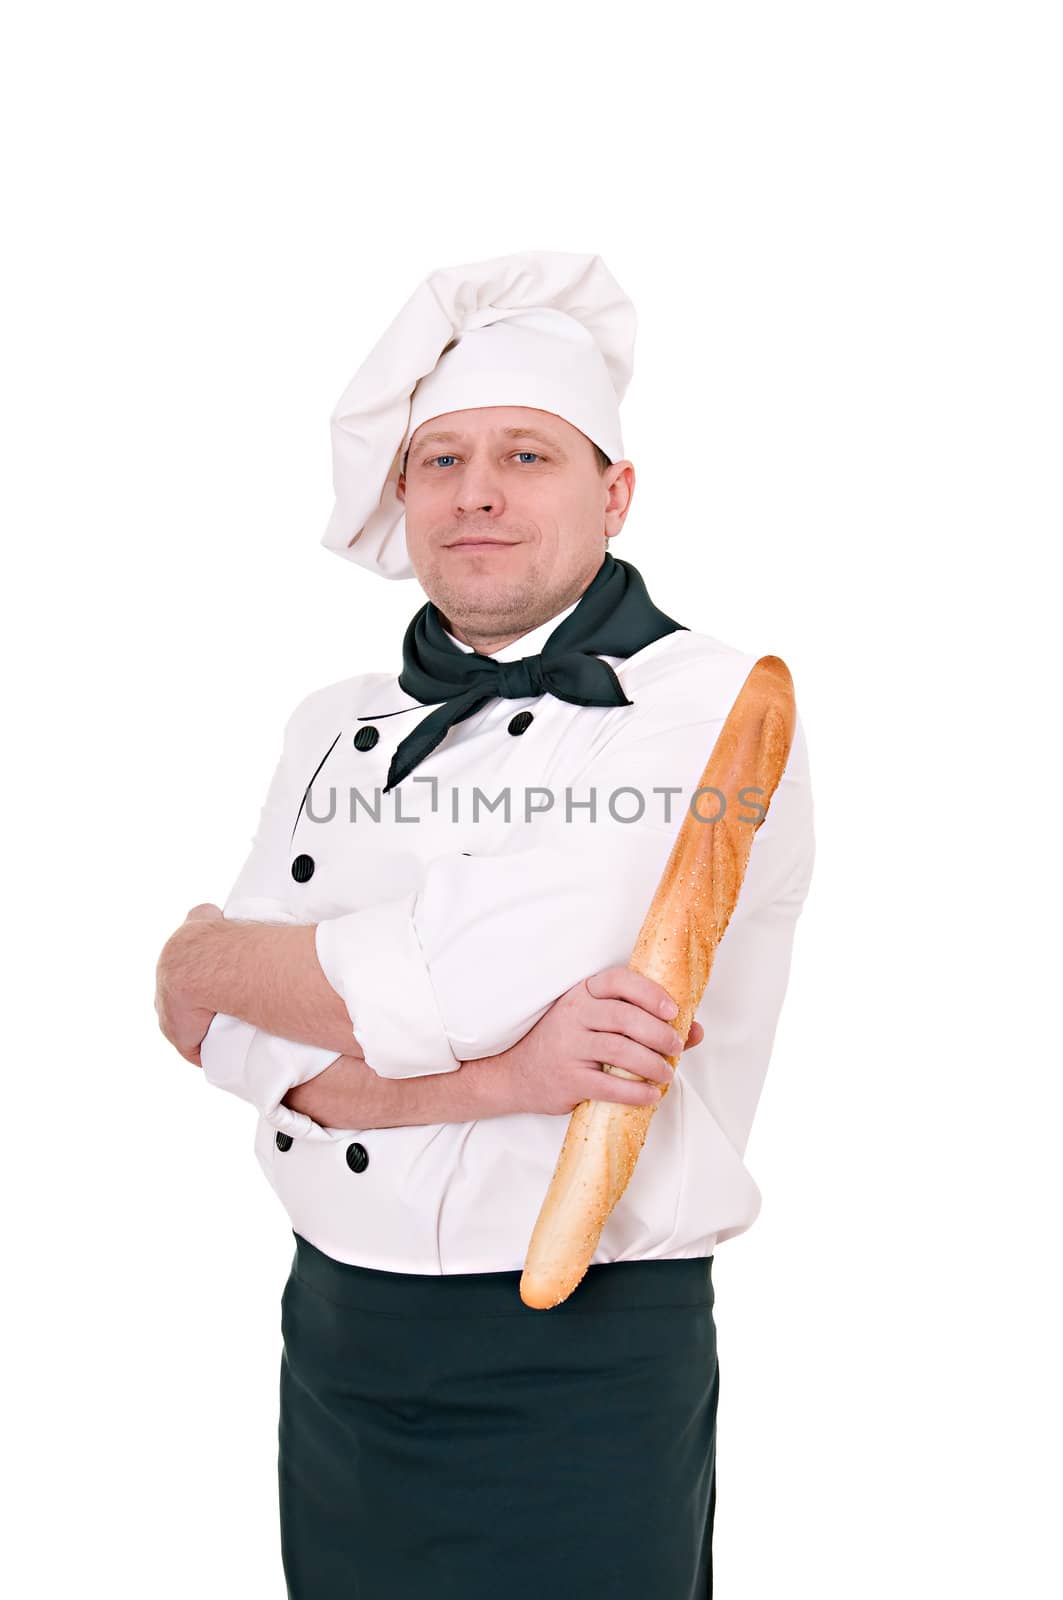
[{"x1": 452, "y1": 453, "x2": 505, "y2": 517}]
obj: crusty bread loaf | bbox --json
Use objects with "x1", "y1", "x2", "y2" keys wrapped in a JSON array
[{"x1": 519, "y1": 655, "x2": 797, "y2": 1309}]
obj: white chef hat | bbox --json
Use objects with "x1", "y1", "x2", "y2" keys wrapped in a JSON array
[{"x1": 320, "y1": 249, "x2": 637, "y2": 580}]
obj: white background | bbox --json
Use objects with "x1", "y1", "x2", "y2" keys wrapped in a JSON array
[{"x1": 4, "y1": 2, "x2": 1059, "y2": 1594}]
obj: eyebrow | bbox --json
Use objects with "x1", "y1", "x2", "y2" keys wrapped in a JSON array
[{"x1": 410, "y1": 426, "x2": 566, "y2": 454}]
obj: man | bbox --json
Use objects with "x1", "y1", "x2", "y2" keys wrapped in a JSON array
[{"x1": 155, "y1": 250, "x2": 815, "y2": 1598}]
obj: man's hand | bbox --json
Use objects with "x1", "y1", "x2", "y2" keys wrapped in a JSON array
[
  {"x1": 496, "y1": 965, "x2": 704, "y2": 1118},
  {"x1": 155, "y1": 903, "x2": 224, "y2": 1066}
]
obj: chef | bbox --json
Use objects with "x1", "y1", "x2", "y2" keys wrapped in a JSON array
[{"x1": 155, "y1": 249, "x2": 815, "y2": 1599}]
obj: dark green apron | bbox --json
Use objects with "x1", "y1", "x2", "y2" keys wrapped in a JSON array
[{"x1": 279, "y1": 1231, "x2": 718, "y2": 1597}]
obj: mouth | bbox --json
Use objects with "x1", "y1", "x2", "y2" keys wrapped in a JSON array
[{"x1": 445, "y1": 539, "x2": 518, "y2": 550}]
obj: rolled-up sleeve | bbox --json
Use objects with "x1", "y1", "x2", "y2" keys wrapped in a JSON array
[{"x1": 200, "y1": 1012, "x2": 341, "y2": 1140}]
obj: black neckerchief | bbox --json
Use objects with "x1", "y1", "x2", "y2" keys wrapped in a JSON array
[{"x1": 384, "y1": 552, "x2": 687, "y2": 792}]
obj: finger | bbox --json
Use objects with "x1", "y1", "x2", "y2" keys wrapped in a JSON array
[
  {"x1": 585, "y1": 1032, "x2": 676, "y2": 1085},
  {"x1": 584, "y1": 966, "x2": 678, "y2": 1021},
  {"x1": 185, "y1": 903, "x2": 224, "y2": 922},
  {"x1": 683, "y1": 1020, "x2": 704, "y2": 1049},
  {"x1": 578, "y1": 1066, "x2": 663, "y2": 1108},
  {"x1": 583, "y1": 997, "x2": 685, "y2": 1060}
]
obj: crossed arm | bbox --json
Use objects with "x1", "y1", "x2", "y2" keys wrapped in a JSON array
[
  {"x1": 154, "y1": 900, "x2": 703, "y2": 1132},
  {"x1": 156, "y1": 909, "x2": 360, "y2": 1066},
  {"x1": 154, "y1": 905, "x2": 523, "y2": 1127}
]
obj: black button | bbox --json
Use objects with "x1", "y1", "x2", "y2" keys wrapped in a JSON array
[
  {"x1": 508, "y1": 711, "x2": 534, "y2": 736},
  {"x1": 291, "y1": 853, "x2": 315, "y2": 883},
  {"x1": 354, "y1": 726, "x2": 380, "y2": 751},
  {"x1": 275, "y1": 1132, "x2": 293, "y2": 1152},
  {"x1": 345, "y1": 1142, "x2": 370, "y2": 1173}
]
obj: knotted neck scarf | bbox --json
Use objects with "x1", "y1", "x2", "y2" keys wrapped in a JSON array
[{"x1": 383, "y1": 552, "x2": 687, "y2": 792}]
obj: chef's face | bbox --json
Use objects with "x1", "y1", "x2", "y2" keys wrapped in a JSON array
[{"x1": 396, "y1": 406, "x2": 635, "y2": 648}]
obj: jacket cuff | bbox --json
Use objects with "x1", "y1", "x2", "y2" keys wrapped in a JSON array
[
  {"x1": 199, "y1": 1013, "x2": 340, "y2": 1141},
  {"x1": 314, "y1": 895, "x2": 462, "y2": 1080}
]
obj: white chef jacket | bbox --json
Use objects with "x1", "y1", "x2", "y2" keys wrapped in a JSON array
[{"x1": 199, "y1": 601, "x2": 816, "y2": 1274}]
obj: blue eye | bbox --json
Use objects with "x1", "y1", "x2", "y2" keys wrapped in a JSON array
[{"x1": 424, "y1": 450, "x2": 543, "y2": 468}]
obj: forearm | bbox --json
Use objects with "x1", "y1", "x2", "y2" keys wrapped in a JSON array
[
  {"x1": 283, "y1": 1049, "x2": 516, "y2": 1130},
  {"x1": 159, "y1": 917, "x2": 359, "y2": 1055}
]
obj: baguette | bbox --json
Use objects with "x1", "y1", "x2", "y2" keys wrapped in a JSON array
[{"x1": 519, "y1": 655, "x2": 797, "y2": 1309}]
